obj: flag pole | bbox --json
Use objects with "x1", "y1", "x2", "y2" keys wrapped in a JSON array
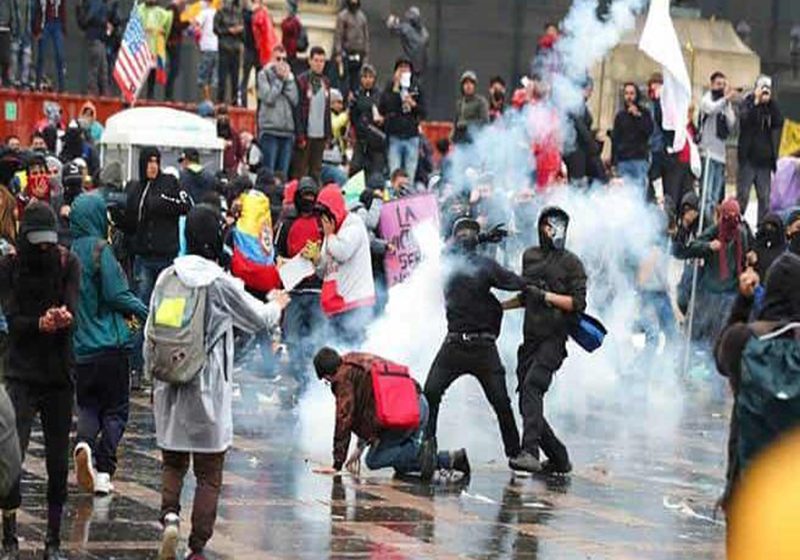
[{"x1": 681, "y1": 154, "x2": 711, "y2": 377}]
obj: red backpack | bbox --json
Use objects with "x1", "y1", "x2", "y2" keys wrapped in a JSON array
[{"x1": 370, "y1": 359, "x2": 420, "y2": 431}]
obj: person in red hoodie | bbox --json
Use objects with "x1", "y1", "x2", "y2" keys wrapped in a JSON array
[
  {"x1": 281, "y1": 0, "x2": 304, "y2": 74},
  {"x1": 274, "y1": 177, "x2": 324, "y2": 386},
  {"x1": 512, "y1": 77, "x2": 563, "y2": 191},
  {"x1": 252, "y1": 0, "x2": 278, "y2": 68}
]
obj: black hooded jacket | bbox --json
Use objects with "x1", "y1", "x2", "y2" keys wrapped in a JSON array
[
  {"x1": 754, "y1": 213, "x2": 786, "y2": 278},
  {"x1": 124, "y1": 147, "x2": 192, "y2": 259},
  {"x1": 520, "y1": 209, "x2": 587, "y2": 341},
  {"x1": 0, "y1": 207, "x2": 80, "y2": 387}
]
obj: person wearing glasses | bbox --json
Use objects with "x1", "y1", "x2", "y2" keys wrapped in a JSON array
[{"x1": 256, "y1": 44, "x2": 299, "y2": 178}]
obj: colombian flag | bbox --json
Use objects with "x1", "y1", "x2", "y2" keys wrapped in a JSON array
[
  {"x1": 230, "y1": 190, "x2": 282, "y2": 293},
  {"x1": 155, "y1": 34, "x2": 167, "y2": 84}
]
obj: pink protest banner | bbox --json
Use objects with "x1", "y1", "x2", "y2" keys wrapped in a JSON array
[{"x1": 378, "y1": 193, "x2": 440, "y2": 287}]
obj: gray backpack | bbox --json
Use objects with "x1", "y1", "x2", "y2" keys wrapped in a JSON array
[{"x1": 145, "y1": 267, "x2": 208, "y2": 384}]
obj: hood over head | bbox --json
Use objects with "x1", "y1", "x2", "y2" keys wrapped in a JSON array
[
  {"x1": 758, "y1": 253, "x2": 800, "y2": 322},
  {"x1": 756, "y1": 213, "x2": 785, "y2": 247},
  {"x1": 70, "y1": 193, "x2": 108, "y2": 239},
  {"x1": 680, "y1": 190, "x2": 699, "y2": 214},
  {"x1": 173, "y1": 254, "x2": 226, "y2": 288},
  {"x1": 138, "y1": 146, "x2": 161, "y2": 182},
  {"x1": 80, "y1": 101, "x2": 97, "y2": 119},
  {"x1": 294, "y1": 176, "x2": 318, "y2": 214},
  {"x1": 316, "y1": 184, "x2": 347, "y2": 229},
  {"x1": 538, "y1": 206, "x2": 569, "y2": 251},
  {"x1": 185, "y1": 205, "x2": 224, "y2": 263},
  {"x1": 405, "y1": 5, "x2": 420, "y2": 24}
]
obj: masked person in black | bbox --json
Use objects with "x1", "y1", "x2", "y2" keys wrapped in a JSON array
[
  {"x1": 419, "y1": 218, "x2": 524, "y2": 480},
  {"x1": 0, "y1": 202, "x2": 80, "y2": 560},
  {"x1": 753, "y1": 213, "x2": 785, "y2": 279},
  {"x1": 504, "y1": 207, "x2": 587, "y2": 474}
]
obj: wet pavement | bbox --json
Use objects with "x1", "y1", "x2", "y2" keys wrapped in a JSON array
[{"x1": 15, "y1": 368, "x2": 729, "y2": 559}]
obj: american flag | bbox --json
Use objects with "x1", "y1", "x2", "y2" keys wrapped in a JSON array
[{"x1": 112, "y1": 8, "x2": 155, "y2": 104}]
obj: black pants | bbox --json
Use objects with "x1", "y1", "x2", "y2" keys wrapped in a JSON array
[
  {"x1": 516, "y1": 338, "x2": 569, "y2": 466},
  {"x1": 662, "y1": 154, "x2": 693, "y2": 215},
  {"x1": 424, "y1": 339, "x2": 521, "y2": 458},
  {"x1": 345, "y1": 56, "x2": 363, "y2": 98},
  {"x1": 217, "y1": 48, "x2": 240, "y2": 104},
  {"x1": 239, "y1": 47, "x2": 258, "y2": 106},
  {"x1": 1, "y1": 379, "x2": 72, "y2": 510},
  {"x1": 350, "y1": 140, "x2": 386, "y2": 180},
  {"x1": 165, "y1": 42, "x2": 182, "y2": 101},
  {"x1": 75, "y1": 351, "x2": 130, "y2": 476}
]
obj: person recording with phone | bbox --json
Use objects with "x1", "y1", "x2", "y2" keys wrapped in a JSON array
[
  {"x1": 736, "y1": 75, "x2": 784, "y2": 225},
  {"x1": 379, "y1": 56, "x2": 426, "y2": 184}
]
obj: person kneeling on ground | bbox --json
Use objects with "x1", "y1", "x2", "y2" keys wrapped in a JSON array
[
  {"x1": 311, "y1": 347, "x2": 471, "y2": 480},
  {"x1": 148, "y1": 206, "x2": 290, "y2": 560}
]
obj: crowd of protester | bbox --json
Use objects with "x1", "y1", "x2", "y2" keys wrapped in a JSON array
[{"x1": 0, "y1": 8, "x2": 798, "y2": 560}]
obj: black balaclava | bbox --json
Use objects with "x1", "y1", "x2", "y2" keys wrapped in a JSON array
[
  {"x1": 758, "y1": 253, "x2": 800, "y2": 323},
  {"x1": 185, "y1": 206, "x2": 223, "y2": 262},
  {"x1": 538, "y1": 206, "x2": 569, "y2": 252},
  {"x1": 755, "y1": 213, "x2": 786, "y2": 276},
  {"x1": 17, "y1": 202, "x2": 62, "y2": 308},
  {"x1": 295, "y1": 176, "x2": 318, "y2": 215},
  {"x1": 451, "y1": 217, "x2": 480, "y2": 253}
]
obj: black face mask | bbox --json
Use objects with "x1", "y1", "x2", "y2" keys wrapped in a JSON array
[
  {"x1": 454, "y1": 234, "x2": 478, "y2": 253},
  {"x1": 20, "y1": 242, "x2": 60, "y2": 275},
  {"x1": 711, "y1": 88, "x2": 724, "y2": 101},
  {"x1": 789, "y1": 232, "x2": 800, "y2": 256}
]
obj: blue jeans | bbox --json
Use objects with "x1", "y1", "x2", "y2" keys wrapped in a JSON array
[
  {"x1": 131, "y1": 256, "x2": 173, "y2": 375},
  {"x1": 640, "y1": 291, "x2": 677, "y2": 350},
  {"x1": 702, "y1": 158, "x2": 725, "y2": 224},
  {"x1": 259, "y1": 133, "x2": 294, "y2": 177},
  {"x1": 282, "y1": 292, "x2": 324, "y2": 385},
  {"x1": 617, "y1": 159, "x2": 650, "y2": 194},
  {"x1": 11, "y1": 33, "x2": 33, "y2": 87},
  {"x1": 365, "y1": 395, "x2": 449, "y2": 473},
  {"x1": 36, "y1": 20, "x2": 65, "y2": 91},
  {"x1": 388, "y1": 136, "x2": 420, "y2": 182}
]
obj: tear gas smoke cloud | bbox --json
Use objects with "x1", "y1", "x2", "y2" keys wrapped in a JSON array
[{"x1": 297, "y1": 0, "x2": 686, "y2": 465}]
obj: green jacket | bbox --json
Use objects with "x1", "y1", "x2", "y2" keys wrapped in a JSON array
[
  {"x1": 677, "y1": 224, "x2": 750, "y2": 294},
  {"x1": 70, "y1": 193, "x2": 148, "y2": 361}
]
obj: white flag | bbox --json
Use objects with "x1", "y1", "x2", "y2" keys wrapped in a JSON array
[{"x1": 638, "y1": 0, "x2": 692, "y2": 153}]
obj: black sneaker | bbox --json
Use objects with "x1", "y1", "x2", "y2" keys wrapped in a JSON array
[
  {"x1": 541, "y1": 459, "x2": 572, "y2": 477},
  {"x1": 419, "y1": 437, "x2": 437, "y2": 482},
  {"x1": 509, "y1": 451, "x2": 542, "y2": 473},
  {"x1": 42, "y1": 545, "x2": 67, "y2": 560},
  {"x1": 450, "y1": 449, "x2": 471, "y2": 478}
]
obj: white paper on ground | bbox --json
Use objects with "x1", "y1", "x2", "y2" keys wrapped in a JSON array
[{"x1": 278, "y1": 255, "x2": 316, "y2": 292}]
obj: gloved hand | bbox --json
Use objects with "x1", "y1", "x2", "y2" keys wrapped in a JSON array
[
  {"x1": 525, "y1": 285, "x2": 547, "y2": 305},
  {"x1": 478, "y1": 223, "x2": 508, "y2": 244}
]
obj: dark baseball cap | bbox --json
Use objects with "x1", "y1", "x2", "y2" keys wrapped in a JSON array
[{"x1": 179, "y1": 148, "x2": 200, "y2": 162}]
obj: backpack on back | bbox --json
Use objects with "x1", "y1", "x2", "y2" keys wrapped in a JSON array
[
  {"x1": 370, "y1": 359, "x2": 420, "y2": 431},
  {"x1": 737, "y1": 322, "x2": 800, "y2": 471},
  {"x1": 145, "y1": 268, "x2": 208, "y2": 385}
]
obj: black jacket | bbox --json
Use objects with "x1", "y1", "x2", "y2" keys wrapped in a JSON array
[
  {"x1": 125, "y1": 150, "x2": 191, "y2": 259},
  {"x1": 378, "y1": 79, "x2": 425, "y2": 139},
  {"x1": 737, "y1": 95, "x2": 783, "y2": 170},
  {"x1": 443, "y1": 250, "x2": 526, "y2": 337},
  {"x1": 350, "y1": 86, "x2": 382, "y2": 143},
  {"x1": 180, "y1": 166, "x2": 216, "y2": 205},
  {"x1": 0, "y1": 247, "x2": 80, "y2": 387},
  {"x1": 521, "y1": 247, "x2": 587, "y2": 340},
  {"x1": 612, "y1": 104, "x2": 654, "y2": 164}
]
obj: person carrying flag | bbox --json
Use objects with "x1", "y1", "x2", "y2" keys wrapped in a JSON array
[{"x1": 138, "y1": 0, "x2": 173, "y2": 100}]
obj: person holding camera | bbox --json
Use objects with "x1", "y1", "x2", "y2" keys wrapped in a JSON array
[
  {"x1": 379, "y1": 57, "x2": 426, "y2": 184},
  {"x1": 737, "y1": 75, "x2": 784, "y2": 225},
  {"x1": 419, "y1": 217, "x2": 524, "y2": 480},
  {"x1": 488, "y1": 76, "x2": 507, "y2": 122},
  {"x1": 699, "y1": 71, "x2": 737, "y2": 223}
]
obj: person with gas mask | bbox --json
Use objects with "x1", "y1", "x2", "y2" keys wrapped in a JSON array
[
  {"x1": 274, "y1": 177, "x2": 324, "y2": 388},
  {"x1": 419, "y1": 218, "x2": 525, "y2": 480},
  {"x1": 0, "y1": 202, "x2": 80, "y2": 560},
  {"x1": 148, "y1": 205, "x2": 289, "y2": 560},
  {"x1": 502, "y1": 207, "x2": 587, "y2": 474}
]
